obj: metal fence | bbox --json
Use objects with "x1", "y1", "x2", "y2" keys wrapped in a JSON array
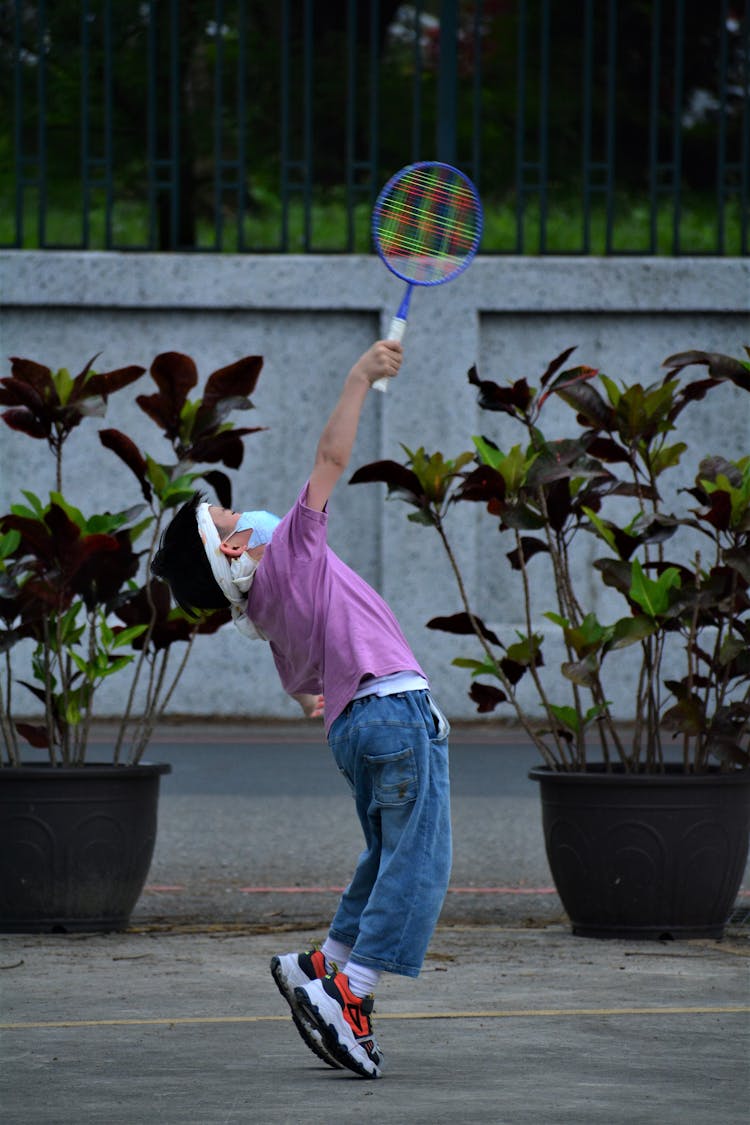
[{"x1": 3, "y1": 1, "x2": 749, "y2": 255}]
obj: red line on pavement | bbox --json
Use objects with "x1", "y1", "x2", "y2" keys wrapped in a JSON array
[
  {"x1": 234, "y1": 885, "x2": 558, "y2": 895},
  {"x1": 145, "y1": 885, "x2": 750, "y2": 897}
]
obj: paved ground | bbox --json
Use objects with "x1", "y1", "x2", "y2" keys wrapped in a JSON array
[{"x1": 1, "y1": 724, "x2": 749, "y2": 1124}]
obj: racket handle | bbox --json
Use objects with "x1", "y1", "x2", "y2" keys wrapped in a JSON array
[{"x1": 373, "y1": 316, "x2": 407, "y2": 393}]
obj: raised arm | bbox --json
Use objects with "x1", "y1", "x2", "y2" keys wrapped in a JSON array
[{"x1": 306, "y1": 340, "x2": 403, "y2": 513}]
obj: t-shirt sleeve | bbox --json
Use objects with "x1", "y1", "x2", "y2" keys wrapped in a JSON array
[{"x1": 281, "y1": 482, "x2": 328, "y2": 561}]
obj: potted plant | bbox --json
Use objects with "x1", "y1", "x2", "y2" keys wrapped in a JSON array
[
  {"x1": 350, "y1": 346, "x2": 750, "y2": 939},
  {"x1": 0, "y1": 349, "x2": 264, "y2": 932}
]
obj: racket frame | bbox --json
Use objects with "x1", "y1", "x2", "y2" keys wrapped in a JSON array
[{"x1": 371, "y1": 161, "x2": 483, "y2": 391}]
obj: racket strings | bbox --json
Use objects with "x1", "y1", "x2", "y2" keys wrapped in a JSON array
[{"x1": 373, "y1": 165, "x2": 482, "y2": 285}]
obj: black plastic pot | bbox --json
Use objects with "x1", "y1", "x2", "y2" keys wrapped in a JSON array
[
  {"x1": 0, "y1": 762, "x2": 171, "y2": 933},
  {"x1": 529, "y1": 764, "x2": 750, "y2": 940}
]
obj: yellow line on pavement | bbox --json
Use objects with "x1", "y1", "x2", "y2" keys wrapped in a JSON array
[{"x1": 3, "y1": 1005, "x2": 748, "y2": 1030}]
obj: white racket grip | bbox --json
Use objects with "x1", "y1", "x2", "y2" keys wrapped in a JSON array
[{"x1": 373, "y1": 316, "x2": 407, "y2": 392}]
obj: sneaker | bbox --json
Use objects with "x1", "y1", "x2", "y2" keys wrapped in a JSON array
[
  {"x1": 294, "y1": 972, "x2": 383, "y2": 1079},
  {"x1": 270, "y1": 950, "x2": 343, "y2": 1069}
]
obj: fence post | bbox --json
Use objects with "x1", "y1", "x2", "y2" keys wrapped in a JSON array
[{"x1": 436, "y1": 0, "x2": 458, "y2": 163}]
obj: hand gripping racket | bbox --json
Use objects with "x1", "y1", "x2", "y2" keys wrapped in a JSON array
[{"x1": 371, "y1": 161, "x2": 483, "y2": 391}]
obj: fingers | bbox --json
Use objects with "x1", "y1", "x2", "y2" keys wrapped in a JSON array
[{"x1": 367, "y1": 339, "x2": 403, "y2": 385}]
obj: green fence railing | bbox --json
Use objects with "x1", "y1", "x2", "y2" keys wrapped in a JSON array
[{"x1": 3, "y1": 0, "x2": 748, "y2": 255}]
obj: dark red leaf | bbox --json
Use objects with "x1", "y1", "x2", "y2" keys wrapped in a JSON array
[
  {"x1": 99, "y1": 428, "x2": 152, "y2": 501},
  {"x1": 539, "y1": 346, "x2": 579, "y2": 388},
  {"x1": 15, "y1": 722, "x2": 50, "y2": 749},
  {"x1": 150, "y1": 352, "x2": 198, "y2": 410},
  {"x1": 552, "y1": 379, "x2": 613, "y2": 429},
  {"x1": 135, "y1": 353, "x2": 199, "y2": 441},
  {"x1": 585, "y1": 437, "x2": 630, "y2": 464},
  {"x1": 455, "y1": 464, "x2": 506, "y2": 504},
  {"x1": 72, "y1": 532, "x2": 140, "y2": 609},
  {"x1": 135, "y1": 392, "x2": 174, "y2": 434},
  {"x1": 427, "y1": 612, "x2": 501, "y2": 646},
  {"x1": 537, "y1": 365, "x2": 599, "y2": 411},
  {"x1": 699, "y1": 490, "x2": 733, "y2": 531},
  {"x1": 8, "y1": 358, "x2": 57, "y2": 401},
  {"x1": 469, "y1": 682, "x2": 507, "y2": 713},
  {"x1": 188, "y1": 430, "x2": 261, "y2": 468},
  {"x1": 71, "y1": 363, "x2": 145, "y2": 403},
  {"x1": 663, "y1": 350, "x2": 750, "y2": 391},
  {"x1": 545, "y1": 478, "x2": 573, "y2": 532},
  {"x1": 1, "y1": 409, "x2": 50, "y2": 439},
  {"x1": 468, "y1": 366, "x2": 533, "y2": 415},
  {"x1": 506, "y1": 536, "x2": 549, "y2": 570},
  {"x1": 0, "y1": 376, "x2": 46, "y2": 412},
  {"x1": 349, "y1": 460, "x2": 424, "y2": 499},
  {"x1": 201, "y1": 356, "x2": 263, "y2": 412},
  {"x1": 500, "y1": 656, "x2": 530, "y2": 684}
]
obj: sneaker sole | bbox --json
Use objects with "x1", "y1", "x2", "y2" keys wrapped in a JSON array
[
  {"x1": 269, "y1": 956, "x2": 342, "y2": 1070},
  {"x1": 294, "y1": 984, "x2": 382, "y2": 1079}
]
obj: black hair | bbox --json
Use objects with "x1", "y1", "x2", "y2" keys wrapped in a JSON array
[{"x1": 151, "y1": 492, "x2": 230, "y2": 615}]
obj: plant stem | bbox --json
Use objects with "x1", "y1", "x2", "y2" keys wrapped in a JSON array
[
  {"x1": 434, "y1": 516, "x2": 559, "y2": 768},
  {"x1": 131, "y1": 634, "x2": 196, "y2": 764},
  {"x1": 76, "y1": 608, "x2": 98, "y2": 766},
  {"x1": 513, "y1": 529, "x2": 572, "y2": 767},
  {"x1": 0, "y1": 655, "x2": 19, "y2": 766},
  {"x1": 41, "y1": 617, "x2": 58, "y2": 764},
  {"x1": 113, "y1": 515, "x2": 162, "y2": 765}
]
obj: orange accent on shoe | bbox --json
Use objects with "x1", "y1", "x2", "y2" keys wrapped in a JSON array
[
  {"x1": 308, "y1": 949, "x2": 328, "y2": 979},
  {"x1": 330, "y1": 974, "x2": 373, "y2": 1040}
]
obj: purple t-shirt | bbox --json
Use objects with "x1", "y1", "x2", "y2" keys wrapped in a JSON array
[{"x1": 246, "y1": 484, "x2": 426, "y2": 733}]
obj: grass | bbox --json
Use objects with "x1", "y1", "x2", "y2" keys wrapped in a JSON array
[{"x1": 0, "y1": 180, "x2": 745, "y2": 256}]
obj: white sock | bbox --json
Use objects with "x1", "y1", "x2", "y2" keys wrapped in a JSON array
[
  {"x1": 320, "y1": 937, "x2": 352, "y2": 973},
  {"x1": 343, "y1": 960, "x2": 381, "y2": 998}
]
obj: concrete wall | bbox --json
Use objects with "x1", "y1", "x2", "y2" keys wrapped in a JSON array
[{"x1": 1, "y1": 252, "x2": 749, "y2": 721}]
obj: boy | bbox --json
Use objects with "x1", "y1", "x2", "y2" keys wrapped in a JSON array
[{"x1": 152, "y1": 340, "x2": 452, "y2": 1078}]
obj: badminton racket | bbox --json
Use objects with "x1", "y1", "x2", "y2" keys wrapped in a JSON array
[{"x1": 371, "y1": 161, "x2": 483, "y2": 391}]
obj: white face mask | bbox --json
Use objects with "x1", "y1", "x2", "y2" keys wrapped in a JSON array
[{"x1": 233, "y1": 510, "x2": 281, "y2": 548}]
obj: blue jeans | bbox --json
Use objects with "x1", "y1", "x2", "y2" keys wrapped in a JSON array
[{"x1": 326, "y1": 689, "x2": 452, "y2": 978}]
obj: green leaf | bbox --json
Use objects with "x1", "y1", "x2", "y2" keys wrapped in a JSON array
[
  {"x1": 112, "y1": 624, "x2": 148, "y2": 649},
  {"x1": 145, "y1": 455, "x2": 169, "y2": 494},
  {"x1": 0, "y1": 530, "x2": 21, "y2": 559},
  {"x1": 407, "y1": 510, "x2": 437, "y2": 527},
  {"x1": 607, "y1": 615, "x2": 656, "y2": 649},
  {"x1": 69, "y1": 651, "x2": 91, "y2": 676},
  {"x1": 598, "y1": 373, "x2": 621, "y2": 407},
  {"x1": 544, "y1": 611, "x2": 569, "y2": 628},
  {"x1": 49, "y1": 492, "x2": 85, "y2": 529},
  {"x1": 161, "y1": 486, "x2": 198, "y2": 508},
  {"x1": 53, "y1": 366, "x2": 74, "y2": 406},
  {"x1": 179, "y1": 398, "x2": 201, "y2": 440},
  {"x1": 128, "y1": 516, "x2": 155, "y2": 543},
  {"x1": 506, "y1": 632, "x2": 543, "y2": 666},
  {"x1": 63, "y1": 695, "x2": 81, "y2": 725},
  {"x1": 472, "y1": 435, "x2": 504, "y2": 471},
  {"x1": 548, "y1": 704, "x2": 580, "y2": 733},
  {"x1": 98, "y1": 655, "x2": 134, "y2": 677},
  {"x1": 629, "y1": 558, "x2": 681, "y2": 617},
  {"x1": 20, "y1": 490, "x2": 46, "y2": 517},
  {"x1": 650, "y1": 441, "x2": 687, "y2": 477},
  {"x1": 550, "y1": 701, "x2": 610, "y2": 732},
  {"x1": 582, "y1": 506, "x2": 618, "y2": 553}
]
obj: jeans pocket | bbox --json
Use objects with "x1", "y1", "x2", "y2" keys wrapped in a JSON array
[
  {"x1": 427, "y1": 694, "x2": 450, "y2": 741},
  {"x1": 364, "y1": 747, "x2": 418, "y2": 807}
]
